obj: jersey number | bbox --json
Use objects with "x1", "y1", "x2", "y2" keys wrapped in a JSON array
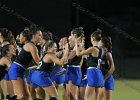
[{"x1": 37, "y1": 61, "x2": 42, "y2": 69}]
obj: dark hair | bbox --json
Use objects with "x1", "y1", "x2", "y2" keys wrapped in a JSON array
[
  {"x1": 0, "y1": 28, "x2": 17, "y2": 48},
  {"x1": 42, "y1": 31, "x2": 52, "y2": 42},
  {"x1": 9, "y1": 31, "x2": 17, "y2": 48},
  {"x1": 101, "y1": 37, "x2": 112, "y2": 53},
  {"x1": 91, "y1": 28, "x2": 102, "y2": 41},
  {"x1": 0, "y1": 28, "x2": 9, "y2": 39},
  {"x1": 1, "y1": 44, "x2": 11, "y2": 57},
  {"x1": 44, "y1": 40, "x2": 55, "y2": 51},
  {"x1": 21, "y1": 30, "x2": 31, "y2": 41},
  {"x1": 71, "y1": 27, "x2": 84, "y2": 38},
  {"x1": 29, "y1": 24, "x2": 41, "y2": 35}
]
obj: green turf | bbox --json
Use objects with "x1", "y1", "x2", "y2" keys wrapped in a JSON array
[
  {"x1": 2, "y1": 79, "x2": 140, "y2": 100},
  {"x1": 57, "y1": 79, "x2": 140, "y2": 100},
  {"x1": 112, "y1": 79, "x2": 140, "y2": 100}
]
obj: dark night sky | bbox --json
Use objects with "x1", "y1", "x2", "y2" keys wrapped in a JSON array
[
  {"x1": 0, "y1": 0, "x2": 140, "y2": 54},
  {"x1": 0, "y1": 0, "x2": 72, "y2": 37},
  {"x1": 0, "y1": 0, "x2": 140, "y2": 78}
]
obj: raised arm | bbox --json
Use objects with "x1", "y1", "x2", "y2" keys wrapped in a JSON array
[
  {"x1": 76, "y1": 44, "x2": 98, "y2": 57},
  {"x1": 49, "y1": 43, "x2": 69, "y2": 65}
]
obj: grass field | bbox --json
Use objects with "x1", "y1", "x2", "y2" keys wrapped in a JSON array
[
  {"x1": 56, "y1": 79, "x2": 140, "y2": 100},
  {"x1": 2, "y1": 79, "x2": 140, "y2": 100},
  {"x1": 112, "y1": 79, "x2": 140, "y2": 100}
]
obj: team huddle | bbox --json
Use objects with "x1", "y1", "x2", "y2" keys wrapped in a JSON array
[{"x1": 0, "y1": 25, "x2": 115, "y2": 100}]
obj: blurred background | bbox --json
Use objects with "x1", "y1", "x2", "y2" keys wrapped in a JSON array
[{"x1": 0, "y1": 0, "x2": 140, "y2": 99}]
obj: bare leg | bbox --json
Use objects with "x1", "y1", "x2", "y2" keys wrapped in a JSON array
[
  {"x1": 104, "y1": 89, "x2": 113, "y2": 100},
  {"x1": 84, "y1": 86, "x2": 95, "y2": 100},
  {"x1": 69, "y1": 81, "x2": 79, "y2": 100},
  {"x1": 4, "y1": 80, "x2": 15, "y2": 97},
  {"x1": 98, "y1": 87, "x2": 104, "y2": 100},
  {"x1": 43, "y1": 84, "x2": 58, "y2": 98},
  {"x1": 36, "y1": 87, "x2": 46, "y2": 99},
  {"x1": 11, "y1": 77, "x2": 28, "y2": 100},
  {"x1": 65, "y1": 83, "x2": 70, "y2": 100},
  {"x1": 54, "y1": 82, "x2": 65, "y2": 100},
  {"x1": 79, "y1": 86, "x2": 86, "y2": 100},
  {"x1": 94, "y1": 87, "x2": 102, "y2": 100},
  {"x1": 28, "y1": 84, "x2": 36, "y2": 99},
  {"x1": 0, "y1": 84, "x2": 4, "y2": 100}
]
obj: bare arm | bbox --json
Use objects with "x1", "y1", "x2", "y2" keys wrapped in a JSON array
[
  {"x1": 47, "y1": 44, "x2": 69, "y2": 66},
  {"x1": 45, "y1": 52, "x2": 68, "y2": 66},
  {"x1": 50, "y1": 54, "x2": 66, "y2": 65},
  {"x1": 76, "y1": 45, "x2": 98, "y2": 57},
  {"x1": 104, "y1": 53, "x2": 115, "y2": 80},
  {"x1": 56, "y1": 50, "x2": 63, "y2": 57}
]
